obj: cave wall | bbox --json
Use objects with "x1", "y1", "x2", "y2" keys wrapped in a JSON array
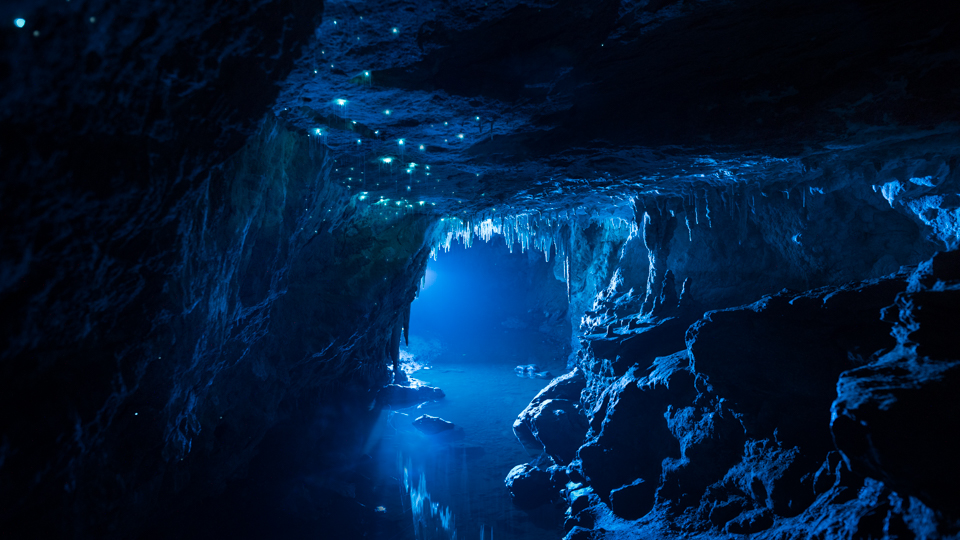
[
  {"x1": 0, "y1": 1, "x2": 437, "y2": 536},
  {"x1": 510, "y1": 182, "x2": 960, "y2": 539}
]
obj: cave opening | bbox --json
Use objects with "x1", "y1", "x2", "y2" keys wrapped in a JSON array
[{"x1": 377, "y1": 236, "x2": 572, "y2": 539}]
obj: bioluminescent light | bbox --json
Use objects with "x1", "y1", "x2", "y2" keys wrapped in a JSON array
[
  {"x1": 398, "y1": 139, "x2": 405, "y2": 145},
  {"x1": 419, "y1": 144, "x2": 425, "y2": 150},
  {"x1": 336, "y1": 99, "x2": 347, "y2": 106},
  {"x1": 408, "y1": 162, "x2": 417, "y2": 168},
  {"x1": 392, "y1": 27, "x2": 399, "y2": 33},
  {"x1": 457, "y1": 134, "x2": 464, "y2": 139},
  {"x1": 14, "y1": 18, "x2": 25, "y2": 28},
  {"x1": 315, "y1": 128, "x2": 322, "y2": 135},
  {"x1": 476, "y1": 116, "x2": 480, "y2": 121},
  {"x1": 384, "y1": 109, "x2": 391, "y2": 115},
  {"x1": 357, "y1": 139, "x2": 362, "y2": 144},
  {"x1": 364, "y1": 71, "x2": 370, "y2": 76},
  {"x1": 382, "y1": 157, "x2": 393, "y2": 164}
]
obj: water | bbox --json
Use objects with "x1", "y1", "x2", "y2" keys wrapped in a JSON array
[{"x1": 371, "y1": 238, "x2": 568, "y2": 540}]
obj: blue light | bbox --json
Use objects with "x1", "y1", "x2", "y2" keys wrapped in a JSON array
[
  {"x1": 419, "y1": 145, "x2": 425, "y2": 150},
  {"x1": 315, "y1": 128, "x2": 322, "y2": 135},
  {"x1": 382, "y1": 157, "x2": 393, "y2": 164},
  {"x1": 336, "y1": 98, "x2": 347, "y2": 106},
  {"x1": 398, "y1": 139, "x2": 405, "y2": 145},
  {"x1": 392, "y1": 27, "x2": 399, "y2": 34},
  {"x1": 14, "y1": 18, "x2": 25, "y2": 28},
  {"x1": 364, "y1": 71, "x2": 370, "y2": 76},
  {"x1": 384, "y1": 110, "x2": 391, "y2": 115},
  {"x1": 457, "y1": 134, "x2": 464, "y2": 139}
]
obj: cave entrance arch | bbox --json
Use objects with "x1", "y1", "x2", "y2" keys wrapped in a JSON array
[{"x1": 380, "y1": 236, "x2": 571, "y2": 540}]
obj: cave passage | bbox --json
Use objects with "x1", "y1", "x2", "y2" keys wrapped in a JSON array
[{"x1": 375, "y1": 237, "x2": 571, "y2": 539}]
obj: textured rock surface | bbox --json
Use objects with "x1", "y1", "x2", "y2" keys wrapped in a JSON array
[
  {"x1": 412, "y1": 414, "x2": 455, "y2": 435},
  {"x1": 832, "y1": 251, "x2": 960, "y2": 520},
  {"x1": 509, "y1": 251, "x2": 959, "y2": 539},
  {"x1": 4, "y1": 0, "x2": 960, "y2": 538}
]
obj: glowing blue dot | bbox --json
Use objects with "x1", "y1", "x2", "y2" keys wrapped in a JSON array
[
  {"x1": 457, "y1": 134, "x2": 464, "y2": 139},
  {"x1": 357, "y1": 139, "x2": 361, "y2": 144},
  {"x1": 419, "y1": 145, "x2": 425, "y2": 150},
  {"x1": 476, "y1": 116, "x2": 480, "y2": 120},
  {"x1": 382, "y1": 157, "x2": 393, "y2": 164},
  {"x1": 14, "y1": 18, "x2": 25, "y2": 28},
  {"x1": 336, "y1": 99, "x2": 347, "y2": 106},
  {"x1": 364, "y1": 71, "x2": 370, "y2": 76},
  {"x1": 384, "y1": 110, "x2": 391, "y2": 115},
  {"x1": 398, "y1": 139, "x2": 404, "y2": 145},
  {"x1": 392, "y1": 27, "x2": 398, "y2": 34}
]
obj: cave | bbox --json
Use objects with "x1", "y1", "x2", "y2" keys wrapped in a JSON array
[{"x1": 2, "y1": 0, "x2": 959, "y2": 539}]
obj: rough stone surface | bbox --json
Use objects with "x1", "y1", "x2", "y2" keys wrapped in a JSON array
[
  {"x1": 832, "y1": 251, "x2": 960, "y2": 520},
  {"x1": 412, "y1": 414, "x2": 455, "y2": 435},
  {"x1": 505, "y1": 462, "x2": 555, "y2": 510},
  {"x1": 4, "y1": 0, "x2": 960, "y2": 537}
]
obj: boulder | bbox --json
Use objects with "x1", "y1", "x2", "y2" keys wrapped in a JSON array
[
  {"x1": 578, "y1": 353, "x2": 694, "y2": 501},
  {"x1": 412, "y1": 415, "x2": 454, "y2": 435},
  {"x1": 514, "y1": 369, "x2": 587, "y2": 457},
  {"x1": 505, "y1": 462, "x2": 555, "y2": 509}
]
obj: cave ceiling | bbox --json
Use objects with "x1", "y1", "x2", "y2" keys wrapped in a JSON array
[{"x1": 274, "y1": 0, "x2": 960, "y2": 217}]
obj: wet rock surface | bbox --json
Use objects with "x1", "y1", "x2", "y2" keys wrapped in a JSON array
[{"x1": 412, "y1": 414, "x2": 455, "y2": 435}]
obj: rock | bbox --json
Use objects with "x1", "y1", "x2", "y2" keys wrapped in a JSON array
[
  {"x1": 578, "y1": 353, "x2": 695, "y2": 501},
  {"x1": 515, "y1": 364, "x2": 552, "y2": 379},
  {"x1": 609, "y1": 478, "x2": 655, "y2": 520},
  {"x1": 514, "y1": 369, "x2": 587, "y2": 456},
  {"x1": 687, "y1": 271, "x2": 909, "y2": 453},
  {"x1": 726, "y1": 508, "x2": 774, "y2": 534},
  {"x1": 505, "y1": 462, "x2": 555, "y2": 509},
  {"x1": 378, "y1": 384, "x2": 445, "y2": 408},
  {"x1": 527, "y1": 399, "x2": 588, "y2": 465},
  {"x1": 832, "y1": 252, "x2": 960, "y2": 519},
  {"x1": 412, "y1": 415, "x2": 454, "y2": 435},
  {"x1": 563, "y1": 526, "x2": 607, "y2": 540}
]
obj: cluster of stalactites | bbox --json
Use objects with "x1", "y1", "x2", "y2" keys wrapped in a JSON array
[{"x1": 429, "y1": 208, "x2": 637, "y2": 262}]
